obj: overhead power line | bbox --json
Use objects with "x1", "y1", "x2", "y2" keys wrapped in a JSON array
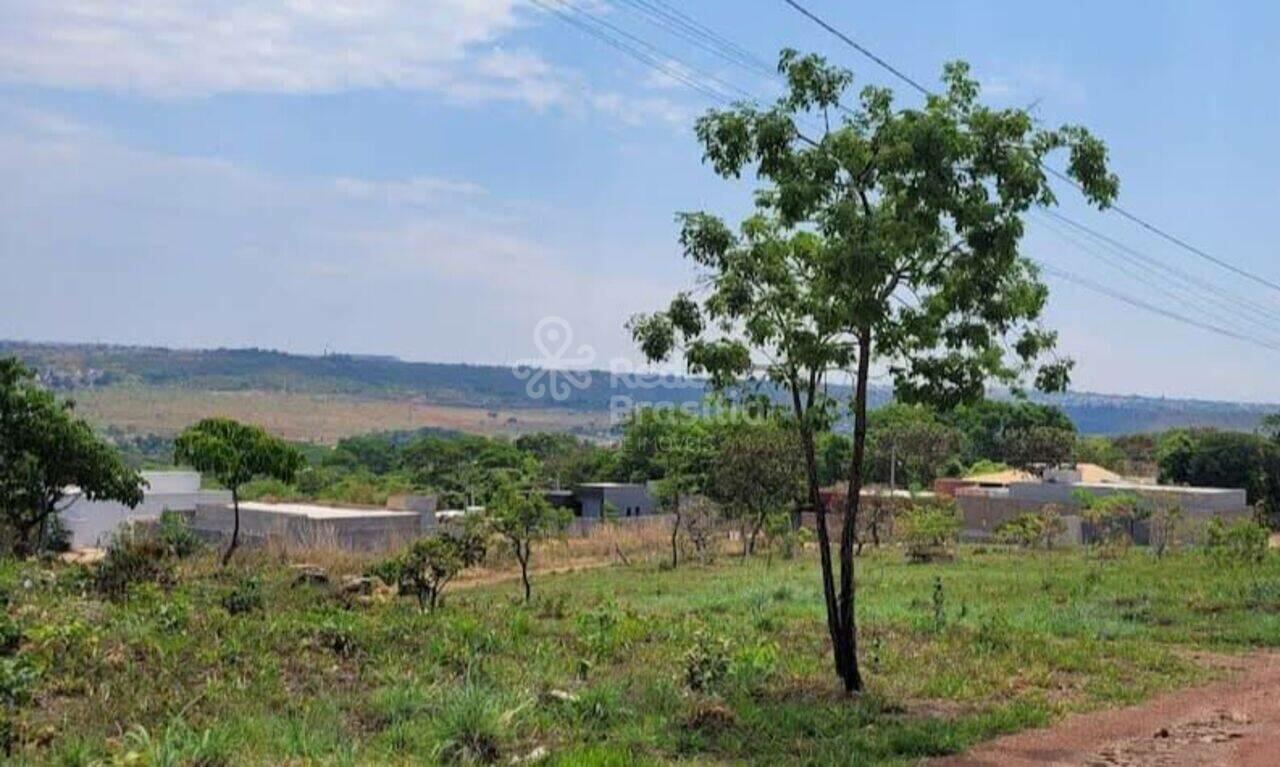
[
  {"x1": 535, "y1": 0, "x2": 1279, "y2": 353},
  {"x1": 1037, "y1": 264, "x2": 1280, "y2": 353},
  {"x1": 778, "y1": 0, "x2": 1280, "y2": 297}
]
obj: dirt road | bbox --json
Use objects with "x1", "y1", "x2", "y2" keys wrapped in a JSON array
[{"x1": 935, "y1": 651, "x2": 1280, "y2": 767}]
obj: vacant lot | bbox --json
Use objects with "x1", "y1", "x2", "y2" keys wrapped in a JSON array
[
  {"x1": 5, "y1": 546, "x2": 1279, "y2": 765},
  {"x1": 71, "y1": 386, "x2": 603, "y2": 443}
]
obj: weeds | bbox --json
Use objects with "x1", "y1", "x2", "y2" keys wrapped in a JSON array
[
  {"x1": 220, "y1": 576, "x2": 263, "y2": 615},
  {"x1": 430, "y1": 685, "x2": 519, "y2": 765}
]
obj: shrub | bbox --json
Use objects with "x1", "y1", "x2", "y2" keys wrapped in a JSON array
[
  {"x1": 156, "y1": 510, "x2": 203, "y2": 559},
  {"x1": 994, "y1": 507, "x2": 1066, "y2": 549},
  {"x1": 1076, "y1": 490, "x2": 1148, "y2": 552},
  {"x1": 1205, "y1": 518, "x2": 1270, "y2": 565},
  {"x1": 315, "y1": 615, "x2": 361, "y2": 658},
  {"x1": 727, "y1": 641, "x2": 779, "y2": 692},
  {"x1": 682, "y1": 630, "x2": 730, "y2": 693},
  {"x1": 575, "y1": 603, "x2": 644, "y2": 662},
  {"x1": 0, "y1": 656, "x2": 38, "y2": 709},
  {"x1": 94, "y1": 533, "x2": 174, "y2": 599},
  {"x1": 0, "y1": 616, "x2": 20, "y2": 657},
  {"x1": 373, "y1": 526, "x2": 486, "y2": 611},
  {"x1": 897, "y1": 502, "x2": 960, "y2": 563},
  {"x1": 221, "y1": 576, "x2": 263, "y2": 615}
]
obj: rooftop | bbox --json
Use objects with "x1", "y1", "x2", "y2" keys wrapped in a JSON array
[{"x1": 235, "y1": 501, "x2": 419, "y2": 519}]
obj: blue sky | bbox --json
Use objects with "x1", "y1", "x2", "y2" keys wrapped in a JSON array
[{"x1": 1, "y1": 1, "x2": 1278, "y2": 402}]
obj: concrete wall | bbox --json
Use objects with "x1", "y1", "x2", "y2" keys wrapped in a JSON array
[
  {"x1": 190, "y1": 504, "x2": 422, "y2": 552},
  {"x1": 1007, "y1": 481, "x2": 1248, "y2": 514},
  {"x1": 955, "y1": 490, "x2": 1041, "y2": 540},
  {"x1": 61, "y1": 472, "x2": 230, "y2": 548}
]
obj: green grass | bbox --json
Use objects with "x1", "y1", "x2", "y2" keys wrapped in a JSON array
[{"x1": 4, "y1": 546, "x2": 1280, "y2": 765}]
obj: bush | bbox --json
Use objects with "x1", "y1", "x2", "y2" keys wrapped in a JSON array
[
  {"x1": 728, "y1": 641, "x2": 779, "y2": 692},
  {"x1": 0, "y1": 656, "x2": 38, "y2": 708},
  {"x1": 994, "y1": 507, "x2": 1066, "y2": 549},
  {"x1": 1205, "y1": 518, "x2": 1270, "y2": 565},
  {"x1": 0, "y1": 616, "x2": 20, "y2": 657},
  {"x1": 95, "y1": 533, "x2": 174, "y2": 599},
  {"x1": 682, "y1": 630, "x2": 730, "y2": 693},
  {"x1": 156, "y1": 510, "x2": 202, "y2": 559},
  {"x1": 372, "y1": 526, "x2": 486, "y2": 611},
  {"x1": 221, "y1": 576, "x2": 263, "y2": 615},
  {"x1": 897, "y1": 502, "x2": 960, "y2": 563}
]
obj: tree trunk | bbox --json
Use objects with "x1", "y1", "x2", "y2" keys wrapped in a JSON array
[
  {"x1": 793, "y1": 389, "x2": 845, "y2": 684},
  {"x1": 837, "y1": 328, "x2": 872, "y2": 694},
  {"x1": 748, "y1": 515, "x2": 764, "y2": 556},
  {"x1": 221, "y1": 487, "x2": 240, "y2": 567},
  {"x1": 670, "y1": 493, "x2": 681, "y2": 569},
  {"x1": 518, "y1": 545, "x2": 532, "y2": 604}
]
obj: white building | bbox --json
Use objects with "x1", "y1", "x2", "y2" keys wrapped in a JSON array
[{"x1": 60, "y1": 471, "x2": 231, "y2": 549}]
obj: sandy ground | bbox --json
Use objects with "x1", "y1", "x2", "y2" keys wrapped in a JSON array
[{"x1": 935, "y1": 651, "x2": 1280, "y2": 767}]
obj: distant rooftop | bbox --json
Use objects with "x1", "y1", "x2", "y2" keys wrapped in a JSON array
[{"x1": 236, "y1": 501, "x2": 418, "y2": 519}]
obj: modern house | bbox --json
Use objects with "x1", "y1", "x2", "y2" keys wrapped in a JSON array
[
  {"x1": 556, "y1": 483, "x2": 655, "y2": 519},
  {"x1": 61, "y1": 471, "x2": 231, "y2": 549}
]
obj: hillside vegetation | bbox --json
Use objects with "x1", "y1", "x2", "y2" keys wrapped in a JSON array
[{"x1": 4, "y1": 341, "x2": 1275, "y2": 436}]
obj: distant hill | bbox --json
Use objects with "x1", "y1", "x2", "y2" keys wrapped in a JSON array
[{"x1": 2, "y1": 340, "x2": 1275, "y2": 436}]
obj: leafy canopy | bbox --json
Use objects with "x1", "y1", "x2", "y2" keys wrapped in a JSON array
[
  {"x1": 0, "y1": 358, "x2": 144, "y2": 554},
  {"x1": 632, "y1": 53, "x2": 1119, "y2": 414},
  {"x1": 173, "y1": 417, "x2": 303, "y2": 492}
]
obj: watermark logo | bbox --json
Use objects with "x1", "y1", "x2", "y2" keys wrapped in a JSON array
[{"x1": 513, "y1": 316, "x2": 594, "y2": 402}]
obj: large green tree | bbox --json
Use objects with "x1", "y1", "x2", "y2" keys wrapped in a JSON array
[
  {"x1": 631, "y1": 51, "x2": 1116, "y2": 692},
  {"x1": 0, "y1": 358, "x2": 145, "y2": 556},
  {"x1": 174, "y1": 418, "x2": 304, "y2": 565}
]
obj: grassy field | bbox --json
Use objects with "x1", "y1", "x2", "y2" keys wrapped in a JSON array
[
  {"x1": 4, "y1": 544, "x2": 1279, "y2": 766},
  {"x1": 71, "y1": 386, "x2": 603, "y2": 443}
]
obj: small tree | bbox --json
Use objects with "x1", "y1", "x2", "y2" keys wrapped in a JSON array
[
  {"x1": 681, "y1": 496, "x2": 720, "y2": 564},
  {"x1": 709, "y1": 423, "x2": 803, "y2": 557},
  {"x1": 487, "y1": 481, "x2": 570, "y2": 603},
  {"x1": 0, "y1": 358, "x2": 144, "y2": 556},
  {"x1": 379, "y1": 525, "x2": 487, "y2": 611},
  {"x1": 655, "y1": 418, "x2": 716, "y2": 569},
  {"x1": 173, "y1": 418, "x2": 303, "y2": 565}
]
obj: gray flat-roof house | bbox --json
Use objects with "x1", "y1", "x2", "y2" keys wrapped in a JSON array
[
  {"x1": 61, "y1": 471, "x2": 230, "y2": 548},
  {"x1": 573, "y1": 483, "x2": 654, "y2": 519}
]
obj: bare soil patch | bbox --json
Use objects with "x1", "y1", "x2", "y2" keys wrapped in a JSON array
[{"x1": 935, "y1": 651, "x2": 1280, "y2": 766}]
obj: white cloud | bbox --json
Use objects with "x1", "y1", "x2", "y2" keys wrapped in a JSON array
[
  {"x1": 0, "y1": 0, "x2": 701, "y2": 126},
  {"x1": 0, "y1": 1, "x2": 563, "y2": 104}
]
